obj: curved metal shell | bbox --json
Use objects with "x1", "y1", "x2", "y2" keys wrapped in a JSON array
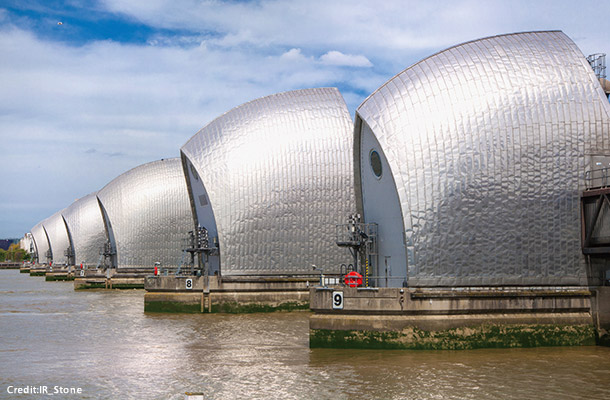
[
  {"x1": 26, "y1": 234, "x2": 34, "y2": 253},
  {"x1": 96, "y1": 158, "x2": 192, "y2": 270},
  {"x1": 19, "y1": 234, "x2": 33, "y2": 253},
  {"x1": 42, "y1": 210, "x2": 71, "y2": 266},
  {"x1": 181, "y1": 87, "x2": 355, "y2": 275},
  {"x1": 30, "y1": 222, "x2": 51, "y2": 264},
  {"x1": 356, "y1": 31, "x2": 610, "y2": 286},
  {"x1": 61, "y1": 192, "x2": 107, "y2": 268}
]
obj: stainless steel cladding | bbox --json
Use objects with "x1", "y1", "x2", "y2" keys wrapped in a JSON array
[
  {"x1": 96, "y1": 158, "x2": 192, "y2": 270},
  {"x1": 61, "y1": 192, "x2": 107, "y2": 268},
  {"x1": 356, "y1": 31, "x2": 610, "y2": 286},
  {"x1": 27, "y1": 233, "x2": 34, "y2": 253},
  {"x1": 30, "y1": 222, "x2": 50, "y2": 264},
  {"x1": 181, "y1": 88, "x2": 355, "y2": 275},
  {"x1": 19, "y1": 233, "x2": 33, "y2": 252},
  {"x1": 42, "y1": 210, "x2": 71, "y2": 266}
]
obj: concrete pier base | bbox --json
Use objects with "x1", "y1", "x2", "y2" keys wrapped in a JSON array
[
  {"x1": 309, "y1": 286, "x2": 597, "y2": 350},
  {"x1": 144, "y1": 276, "x2": 314, "y2": 313},
  {"x1": 45, "y1": 269, "x2": 74, "y2": 281},
  {"x1": 19, "y1": 267, "x2": 30, "y2": 273},
  {"x1": 29, "y1": 267, "x2": 47, "y2": 276},
  {"x1": 593, "y1": 286, "x2": 610, "y2": 346},
  {"x1": 73, "y1": 269, "x2": 146, "y2": 290}
]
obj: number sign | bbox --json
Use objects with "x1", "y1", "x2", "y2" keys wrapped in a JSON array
[{"x1": 332, "y1": 291, "x2": 344, "y2": 310}]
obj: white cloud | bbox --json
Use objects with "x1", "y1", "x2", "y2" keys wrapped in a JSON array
[
  {"x1": 319, "y1": 51, "x2": 372, "y2": 67},
  {"x1": 5, "y1": 0, "x2": 610, "y2": 236},
  {"x1": 98, "y1": 0, "x2": 610, "y2": 65},
  {"x1": 0, "y1": 21, "x2": 378, "y2": 235},
  {"x1": 280, "y1": 48, "x2": 308, "y2": 62}
]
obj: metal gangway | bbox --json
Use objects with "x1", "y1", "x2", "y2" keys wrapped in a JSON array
[
  {"x1": 335, "y1": 214, "x2": 378, "y2": 287},
  {"x1": 162, "y1": 227, "x2": 218, "y2": 276},
  {"x1": 585, "y1": 166, "x2": 610, "y2": 190}
]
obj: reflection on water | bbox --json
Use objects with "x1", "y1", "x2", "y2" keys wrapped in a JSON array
[{"x1": 1, "y1": 270, "x2": 610, "y2": 399}]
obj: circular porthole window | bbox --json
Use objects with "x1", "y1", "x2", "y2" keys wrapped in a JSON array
[{"x1": 369, "y1": 149, "x2": 382, "y2": 178}]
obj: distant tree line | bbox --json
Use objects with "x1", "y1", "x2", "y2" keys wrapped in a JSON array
[{"x1": 0, "y1": 244, "x2": 30, "y2": 262}]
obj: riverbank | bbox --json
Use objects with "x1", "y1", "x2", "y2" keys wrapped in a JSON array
[{"x1": 0, "y1": 262, "x2": 20, "y2": 269}]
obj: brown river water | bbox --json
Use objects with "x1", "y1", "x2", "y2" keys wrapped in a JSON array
[{"x1": 1, "y1": 269, "x2": 610, "y2": 399}]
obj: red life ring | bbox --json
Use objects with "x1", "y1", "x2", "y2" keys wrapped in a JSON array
[{"x1": 344, "y1": 271, "x2": 363, "y2": 287}]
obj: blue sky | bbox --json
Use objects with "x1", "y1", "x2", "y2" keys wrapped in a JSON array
[{"x1": 1, "y1": 0, "x2": 610, "y2": 238}]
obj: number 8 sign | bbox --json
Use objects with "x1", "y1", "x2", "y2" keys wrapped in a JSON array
[
  {"x1": 332, "y1": 291, "x2": 343, "y2": 310},
  {"x1": 186, "y1": 278, "x2": 193, "y2": 290}
]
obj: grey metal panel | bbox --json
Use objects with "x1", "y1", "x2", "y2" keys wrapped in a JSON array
[
  {"x1": 181, "y1": 88, "x2": 355, "y2": 275},
  {"x1": 42, "y1": 210, "x2": 71, "y2": 266},
  {"x1": 61, "y1": 192, "x2": 107, "y2": 267},
  {"x1": 96, "y1": 158, "x2": 192, "y2": 270},
  {"x1": 25, "y1": 233, "x2": 34, "y2": 254},
  {"x1": 30, "y1": 222, "x2": 50, "y2": 264},
  {"x1": 181, "y1": 152, "x2": 220, "y2": 274},
  {"x1": 359, "y1": 120, "x2": 408, "y2": 286},
  {"x1": 356, "y1": 31, "x2": 610, "y2": 286},
  {"x1": 19, "y1": 236, "x2": 27, "y2": 251}
]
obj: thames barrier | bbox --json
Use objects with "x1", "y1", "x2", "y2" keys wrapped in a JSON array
[{"x1": 14, "y1": 31, "x2": 610, "y2": 353}]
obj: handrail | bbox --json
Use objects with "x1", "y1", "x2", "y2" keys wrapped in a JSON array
[
  {"x1": 329, "y1": 273, "x2": 408, "y2": 288},
  {"x1": 584, "y1": 167, "x2": 610, "y2": 189}
]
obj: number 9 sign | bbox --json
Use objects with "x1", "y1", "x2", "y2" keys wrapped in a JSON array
[{"x1": 332, "y1": 291, "x2": 343, "y2": 310}]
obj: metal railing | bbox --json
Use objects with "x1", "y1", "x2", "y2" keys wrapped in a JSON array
[
  {"x1": 315, "y1": 262, "x2": 407, "y2": 288},
  {"x1": 585, "y1": 167, "x2": 610, "y2": 189},
  {"x1": 323, "y1": 274, "x2": 408, "y2": 288},
  {"x1": 336, "y1": 222, "x2": 378, "y2": 252},
  {"x1": 159, "y1": 264, "x2": 198, "y2": 277},
  {"x1": 587, "y1": 53, "x2": 606, "y2": 80}
]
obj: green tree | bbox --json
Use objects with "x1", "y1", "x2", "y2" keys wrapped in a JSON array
[
  {"x1": 6, "y1": 244, "x2": 25, "y2": 262},
  {"x1": 0, "y1": 249, "x2": 5, "y2": 262}
]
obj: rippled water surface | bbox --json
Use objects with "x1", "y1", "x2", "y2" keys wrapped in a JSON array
[{"x1": 1, "y1": 270, "x2": 610, "y2": 399}]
